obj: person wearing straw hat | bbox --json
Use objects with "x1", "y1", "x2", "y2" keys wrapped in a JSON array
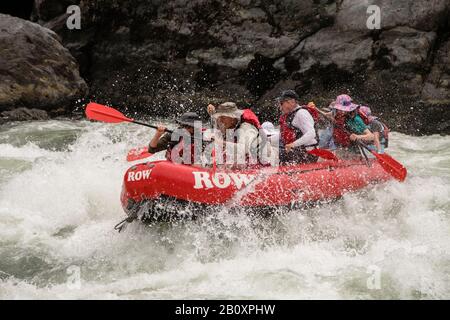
[{"x1": 207, "y1": 102, "x2": 270, "y2": 167}]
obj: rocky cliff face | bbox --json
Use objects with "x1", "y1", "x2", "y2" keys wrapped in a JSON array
[
  {"x1": 2, "y1": 0, "x2": 449, "y2": 134},
  {"x1": 0, "y1": 13, "x2": 88, "y2": 120}
]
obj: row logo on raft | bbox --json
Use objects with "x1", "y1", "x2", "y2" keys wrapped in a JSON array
[
  {"x1": 193, "y1": 172, "x2": 255, "y2": 190},
  {"x1": 127, "y1": 169, "x2": 152, "y2": 182}
]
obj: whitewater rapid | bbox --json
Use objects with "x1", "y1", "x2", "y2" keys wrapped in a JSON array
[{"x1": 0, "y1": 120, "x2": 449, "y2": 299}]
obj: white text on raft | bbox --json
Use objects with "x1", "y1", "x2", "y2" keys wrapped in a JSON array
[{"x1": 193, "y1": 172, "x2": 255, "y2": 190}]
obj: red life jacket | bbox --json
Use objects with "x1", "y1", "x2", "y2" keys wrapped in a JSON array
[
  {"x1": 358, "y1": 109, "x2": 370, "y2": 125},
  {"x1": 304, "y1": 104, "x2": 320, "y2": 123},
  {"x1": 240, "y1": 109, "x2": 261, "y2": 129},
  {"x1": 279, "y1": 106, "x2": 317, "y2": 145},
  {"x1": 332, "y1": 114, "x2": 351, "y2": 147}
]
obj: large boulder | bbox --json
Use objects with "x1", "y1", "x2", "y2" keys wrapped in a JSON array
[
  {"x1": 374, "y1": 27, "x2": 436, "y2": 69},
  {"x1": 422, "y1": 39, "x2": 450, "y2": 102},
  {"x1": 287, "y1": 28, "x2": 374, "y2": 74},
  {"x1": 0, "y1": 14, "x2": 88, "y2": 111}
]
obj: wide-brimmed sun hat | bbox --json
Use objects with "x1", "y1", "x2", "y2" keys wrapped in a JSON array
[
  {"x1": 212, "y1": 102, "x2": 244, "y2": 120},
  {"x1": 332, "y1": 94, "x2": 359, "y2": 112}
]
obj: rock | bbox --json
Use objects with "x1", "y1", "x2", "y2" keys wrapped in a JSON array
[
  {"x1": 422, "y1": 39, "x2": 450, "y2": 102},
  {"x1": 288, "y1": 28, "x2": 374, "y2": 74},
  {"x1": 8, "y1": 0, "x2": 448, "y2": 134},
  {"x1": 335, "y1": 0, "x2": 449, "y2": 32},
  {"x1": 187, "y1": 48, "x2": 255, "y2": 70},
  {"x1": 31, "y1": 1, "x2": 94, "y2": 78},
  {"x1": 374, "y1": 27, "x2": 436, "y2": 69},
  {"x1": 1, "y1": 108, "x2": 49, "y2": 121},
  {"x1": 0, "y1": 14, "x2": 88, "y2": 111},
  {"x1": 32, "y1": 0, "x2": 78, "y2": 22}
]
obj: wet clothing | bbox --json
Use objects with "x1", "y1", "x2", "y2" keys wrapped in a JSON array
[
  {"x1": 280, "y1": 107, "x2": 317, "y2": 147},
  {"x1": 318, "y1": 127, "x2": 336, "y2": 150},
  {"x1": 148, "y1": 132, "x2": 173, "y2": 154},
  {"x1": 345, "y1": 115, "x2": 367, "y2": 135},
  {"x1": 148, "y1": 127, "x2": 200, "y2": 165},
  {"x1": 216, "y1": 110, "x2": 276, "y2": 167},
  {"x1": 367, "y1": 119, "x2": 386, "y2": 153},
  {"x1": 333, "y1": 114, "x2": 367, "y2": 148},
  {"x1": 220, "y1": 120, "x2": 263, "y2": 166},
  {"x1": 279, "y1": 106, "x2": 318, "y2": 164},
  {"x1": 368, "y1": 119, "x2": 384, "y2": 135}
]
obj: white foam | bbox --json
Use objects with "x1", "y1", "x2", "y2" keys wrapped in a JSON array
[{"x1": 0, "y1": 123, "x2": 449, "y2": 299}]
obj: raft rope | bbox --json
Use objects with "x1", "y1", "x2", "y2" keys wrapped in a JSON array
[{"x1": 113, "y1": 216, "x2": 136, "y2": 232}]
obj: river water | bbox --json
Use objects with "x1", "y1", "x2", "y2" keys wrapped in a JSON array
[{"x1": 0, "y1": 120, "x2": 449, "y2": 299}]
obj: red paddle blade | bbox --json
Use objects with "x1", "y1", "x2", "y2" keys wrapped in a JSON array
[
  {"x1": 126, "y1": 147, "x2": 153, "y2": 162},
  {"x1": 308, "y1": 148, "x2": 339, "y2": 161},
  {"x1": 372, "y1": 152, "x2": 407, "y2": 182},
  {"x1": 85, "y1": 102, "x2": 133, "y2": 123}
]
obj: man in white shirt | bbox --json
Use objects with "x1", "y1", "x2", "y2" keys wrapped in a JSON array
[
  {"x1": 277, "y1": 90, "x2": 318, "y2": 164},
  {"x1": 207, "y1": 102, "x2": 276, "y2": 167}
]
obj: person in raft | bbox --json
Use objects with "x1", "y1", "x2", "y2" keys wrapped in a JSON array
[
  {"x1": 207, "y1": 102, "x2": 275, "y2": 167},
  {"x1": 148, "y1": 112, "x2": 203, "y2": 165},
  {"x1": 276, "y1": 90, "x2": 319, "y2": 164},
  {"x1": 261, "y1": 121, "x2": 280, "y2": 147},
  {"x1": 322, "y1": 94, "x2": 375, "y2": 159},
  {"x1": 358, "y1": 106, "x2": 389, "y2": 154}
]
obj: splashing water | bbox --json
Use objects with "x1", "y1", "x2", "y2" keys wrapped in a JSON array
[{"x1": 0, "y1": 120, "x2": 449, "y2": 299}]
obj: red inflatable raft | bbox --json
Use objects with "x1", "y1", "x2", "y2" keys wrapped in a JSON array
[{"x1": 120, "y1": 158, "x2": 397, "y2": 222}]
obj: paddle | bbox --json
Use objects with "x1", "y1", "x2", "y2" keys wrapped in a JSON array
[
  {"x1": 307, "y1": 147, "x2": 338, "y2": 161},
  {"x1": 126, "y1": 147, "x2": 154, "y2": 162},
  {"x1": 86, "y1": 102, "x2": 173, "y2": 133},
  {"x1": 315, "y1": 108, "x2": 407, "y2": 182},
  {"x1": 86, "y1": 102, "x2": 220, "y2": 167}
]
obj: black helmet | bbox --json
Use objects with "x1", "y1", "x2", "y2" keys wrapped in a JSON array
[{"x1": 176, "y1": 112, "x2": 201, "y2": 127}]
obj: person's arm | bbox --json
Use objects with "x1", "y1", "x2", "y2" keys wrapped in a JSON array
[
  {"x1": 350, "y1": 129, "x2": 374, "y2": 143},
  {"x1": 322, "y1": 111, "x2": 334, "y2": 122},
  {"x1": 148, "y1": 128, "x2": 171, "y2": 153},
  {"x1": 373, "y1": 131, "x2": 381, "y2": 152},
  {"x1": 207, "y1": 104, "x2": 215, "y2": 115},
  {"x1": 207, "y1": 104, "x2": 216, "y2": 129},
  {"x1": 287, "y1": 109, "x2": 317, "y2": 150}
]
